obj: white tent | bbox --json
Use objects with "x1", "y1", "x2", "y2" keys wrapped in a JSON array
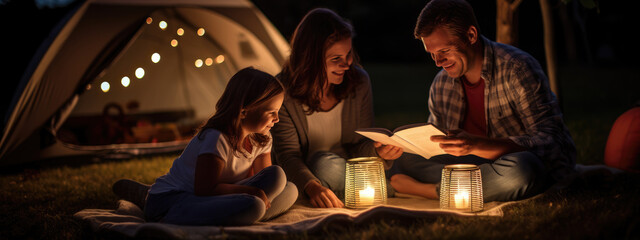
[{"x1": 1, "y1": 0, "x2": 290, "y2": 166}]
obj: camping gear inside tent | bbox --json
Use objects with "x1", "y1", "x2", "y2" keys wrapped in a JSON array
[{"x1": 0, "y1": 0, "x2": 289, "y2": 166}]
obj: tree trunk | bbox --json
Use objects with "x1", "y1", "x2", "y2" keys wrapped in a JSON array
[
  {"x1": 496, "y1": 0, "x2": 522, "y2": 46},
  {"x1": 539, "y1": 0, "x2": 560, "y2": 100}
]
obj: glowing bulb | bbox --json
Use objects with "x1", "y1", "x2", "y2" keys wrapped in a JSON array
[
  {"x1": 195, "y1": 59, "x2": 203, "y2": 68},
  {"x1": 151, "y1": 53, "x2": 161, "y2": 63},
  {"x1": 159, "y1": 21, "x2": 167, "y2": 30},
  {"x1": 146, "y1": 17, "x2": 152, "y2": 24},
  {"x1": 197, "y1": 28, "x2": 205, "y2": 36},
  {"x1": 101, "y1": 82, "x2": 110, "y2": 92},
  {"x1": 177, "y1": 28, "x2": 184, "y2": 36},
  {"x1": 215, "y1": 55, "x2": 225, "y2": 64},
  {"x1": 86, "y1": 84, "x2": 92, "y2": 90},
  {"x1": 135, "y1": 67, "x2": 145, "y2": 79},
  {"x1": 170, "y1": 39, "x2": 178, "y2": 47},
  {"x1": 205, "y1": 57, "x2": 213, "y2": 66},
  {"x1": 121, "y1": 76, "x2": 130, "y2": 87}
]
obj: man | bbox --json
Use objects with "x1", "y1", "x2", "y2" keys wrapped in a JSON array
[{"x1": 382, "y1": 0, "x2": 576, "y2": 202}]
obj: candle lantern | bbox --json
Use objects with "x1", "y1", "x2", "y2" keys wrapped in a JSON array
[
  {"x1": 439, "y1": 164, "x2": 483, "y2": 212},
  {"x1": 345, "y1": 157, "x2": 387, "y2": 208}
]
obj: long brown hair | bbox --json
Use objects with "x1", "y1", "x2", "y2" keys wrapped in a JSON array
[
  {"x1": 198, "y1": 67, "x2": 284, "y2": 156},
  {"x1": 279, "y1": 8, "x2": 363, "y2": 114}
]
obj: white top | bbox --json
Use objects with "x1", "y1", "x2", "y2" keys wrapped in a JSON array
[
  {"x1": 149, "y1": 128, "x2": 272, "y2": 194},
  {"x1": 305, "y1": 101, "x2": 343, "y2": 159}
]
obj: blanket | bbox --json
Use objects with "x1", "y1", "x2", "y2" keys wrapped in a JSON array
[
  {"x1": 75, "y1": 164, "x2": 621, "y2": 239},
  {"x1": 74, "y1": 193, "x2": 514, "y2": 239}
]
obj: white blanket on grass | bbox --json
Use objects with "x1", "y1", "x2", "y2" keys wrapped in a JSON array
[
  {"x1": 74, "y1": 164, "x2": 622, "y2": 239},
  {"x1": 74, "y1": 193, "x2": 515, "y2": 239}
]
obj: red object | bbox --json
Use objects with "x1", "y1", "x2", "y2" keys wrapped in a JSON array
[
  {"x1": 604, "y1": 106, "x2": 640, "y2": 172},
  {"x1": 461, "y1": 77, "x2": 487, "y2": 137}
]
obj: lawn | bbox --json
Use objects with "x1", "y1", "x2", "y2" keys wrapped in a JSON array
[{"x1": 1, "y1": 62, "x2": 639, "y2": 239}]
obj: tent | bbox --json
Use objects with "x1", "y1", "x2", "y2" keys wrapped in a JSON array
[{"x1": 1, "y1": 0, "x2": 290, "y2": 166}]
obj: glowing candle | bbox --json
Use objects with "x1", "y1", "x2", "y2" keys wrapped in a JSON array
[
  {"x1": 454, "y1": 190, "x2": 469, "y2": 209},
  {"x1": 359, "y1": 187, "x2": 375, "y2": 206}
]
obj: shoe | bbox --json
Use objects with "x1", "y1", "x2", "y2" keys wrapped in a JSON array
[{"x1": 112, "y1": 179, "x2": 150, "y2": 209}]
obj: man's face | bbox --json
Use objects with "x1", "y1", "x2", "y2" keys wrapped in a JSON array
[{"x1": 420, "y1": 27, "x2": 473, "y2": 79}]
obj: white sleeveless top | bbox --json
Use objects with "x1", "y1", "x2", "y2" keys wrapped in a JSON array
[{"x1": 305, "y1": 101, "x2": 343, "y2": 159}]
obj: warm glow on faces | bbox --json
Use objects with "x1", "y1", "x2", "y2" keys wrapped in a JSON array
[
  {"x1": 241, "y1": 93, "x2": 284, "y2": 135},
  {"x1": 324, "y1": 38, "x2": 353, "y2": 86},
  {"x1": 420, "y1": 27, "x2": 472, "y2": 79}
]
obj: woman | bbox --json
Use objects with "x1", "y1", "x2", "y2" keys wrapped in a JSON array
[{"x1": 271, "y1": 8, "x2": 401, "y2": 208}]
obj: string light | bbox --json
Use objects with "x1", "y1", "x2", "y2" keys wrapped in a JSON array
[
  {"x1": 135, "y1": 67, "x2": 145, "y2": 79},
  {"x1": 151, "y1": 53, "x2": 161, "y2": 63},
  {"x1": 101, "y1": 82, "x2": 110, "y2": 92},
  {"x1": 121, "y1": 76, "x2": 130, "y2": 87}
]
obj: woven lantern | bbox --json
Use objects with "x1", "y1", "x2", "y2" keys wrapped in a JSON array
[
  {"x1": 345, "y1": 157, "x2": 387, "y2": 208},
  {"x1": 439, "y1": 164, "x2": 483, "y2": 212}
]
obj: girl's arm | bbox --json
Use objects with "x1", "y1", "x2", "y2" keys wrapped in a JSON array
[
  {"x1": 194, "y1": 153, "x2": 270, "y2": 208},
  {"x1": 249, "y1": 152, "x2": 272, "y2": 177}
]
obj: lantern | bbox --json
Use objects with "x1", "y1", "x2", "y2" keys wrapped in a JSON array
[
  {"x1": 439, "y1": 164, "x2": 483, "y2": 212},
  {"x1": 345, "y1": 157, "x2": 387, "y2": 208}
]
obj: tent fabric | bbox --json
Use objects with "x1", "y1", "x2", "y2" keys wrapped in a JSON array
[
  {"x1": 1, "y1": 0, "x2": 289, "y2": 166},
  {"x1": 74, "y1": 194, "x2": 514, "y2": 239}
]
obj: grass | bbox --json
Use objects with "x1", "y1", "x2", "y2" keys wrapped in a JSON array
[{"x1": 1, "y1": 62, "x2": 639, "y2": 239}]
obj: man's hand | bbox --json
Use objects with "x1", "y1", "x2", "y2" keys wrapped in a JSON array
[
  {"x1": 430, "y1": 130, "x2": 479, "y2": 156},
  {"x1": 430, "y1": 129, "x2": 526, "y2": 160},
  {"x1": 374, "y1": 142, "x2": 403, "y2": 160},
  {"x1": 305, "y1": 180, "x2": 344, "y2": 208}
]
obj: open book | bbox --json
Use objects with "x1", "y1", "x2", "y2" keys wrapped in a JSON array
[{"x1": 356, "y1": 123, "x2": 447, "y2": 159}]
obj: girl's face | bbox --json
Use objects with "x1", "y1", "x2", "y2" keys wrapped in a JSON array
[
  {"x1": 324, "y1": 37, "x2": 353, "y2": 87},
  {"x1": 241, "y1": 92, "x2": 284, "y2": 135}
]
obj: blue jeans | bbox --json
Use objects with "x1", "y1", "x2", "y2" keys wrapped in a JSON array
[
  {"x1": 307, "y1": 151, "x2": 347, "y2": 199},
  {"x1": 388, "y1": 152, "x2": 549, "y2": 202},
  {"x1": 144, "y1": 165, "x2": 298, "y2": 226}
]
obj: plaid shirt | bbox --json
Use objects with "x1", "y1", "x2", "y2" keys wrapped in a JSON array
[{"x1": 427, "y1": 36, "x2": 576, "y2": 181}]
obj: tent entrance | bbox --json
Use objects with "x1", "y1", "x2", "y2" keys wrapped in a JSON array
[{"x1": 55, "y1": 7, "x2": 251, "y2": 152}]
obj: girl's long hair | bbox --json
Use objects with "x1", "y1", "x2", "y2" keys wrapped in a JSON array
[
  {"x1": 279, "y1": 8, "x2": 363, "y2": 114},
  {"x1": 198, "y1": 67, "x2": 284, "y2": 156}
]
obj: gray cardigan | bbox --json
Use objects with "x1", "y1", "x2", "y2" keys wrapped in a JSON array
[{"x1": 271, "y1": 67, "x2": 378, "y2": 194}]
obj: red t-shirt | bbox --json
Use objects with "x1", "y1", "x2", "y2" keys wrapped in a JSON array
[{"x1": 461, "y1": 77, "x2": 487, "y2": 137}]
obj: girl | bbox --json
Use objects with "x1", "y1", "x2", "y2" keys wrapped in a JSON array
[
  {"x1": 271, "y1": 8, "x2": 401, "y2": 209},
  {"x1": 141, "y1": 67, "x2": 297, "y2": 225}
]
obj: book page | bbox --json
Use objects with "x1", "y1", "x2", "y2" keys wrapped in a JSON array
[
  {"x1": 355, "y1": 131, "x2": 418, "y2": 154},
  {"x1": 394, "y1": 124, "x2": 446, "y2": 158}
]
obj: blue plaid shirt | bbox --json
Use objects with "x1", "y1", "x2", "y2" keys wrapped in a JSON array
[{"x1": 427, "y1": 36, "x2": 576, "y2": 181}]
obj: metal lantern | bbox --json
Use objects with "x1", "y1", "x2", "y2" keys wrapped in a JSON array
[
  {"x1": 345, "y1": 157, "x2": 387, "y2": 208},
  {"x1": 439, "y1": 164, "x2": 483, "y2": 212}
]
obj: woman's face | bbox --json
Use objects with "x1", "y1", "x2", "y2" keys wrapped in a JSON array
[{"x1": 324, "y1": 37, "x2": 353, "y2": 86}]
